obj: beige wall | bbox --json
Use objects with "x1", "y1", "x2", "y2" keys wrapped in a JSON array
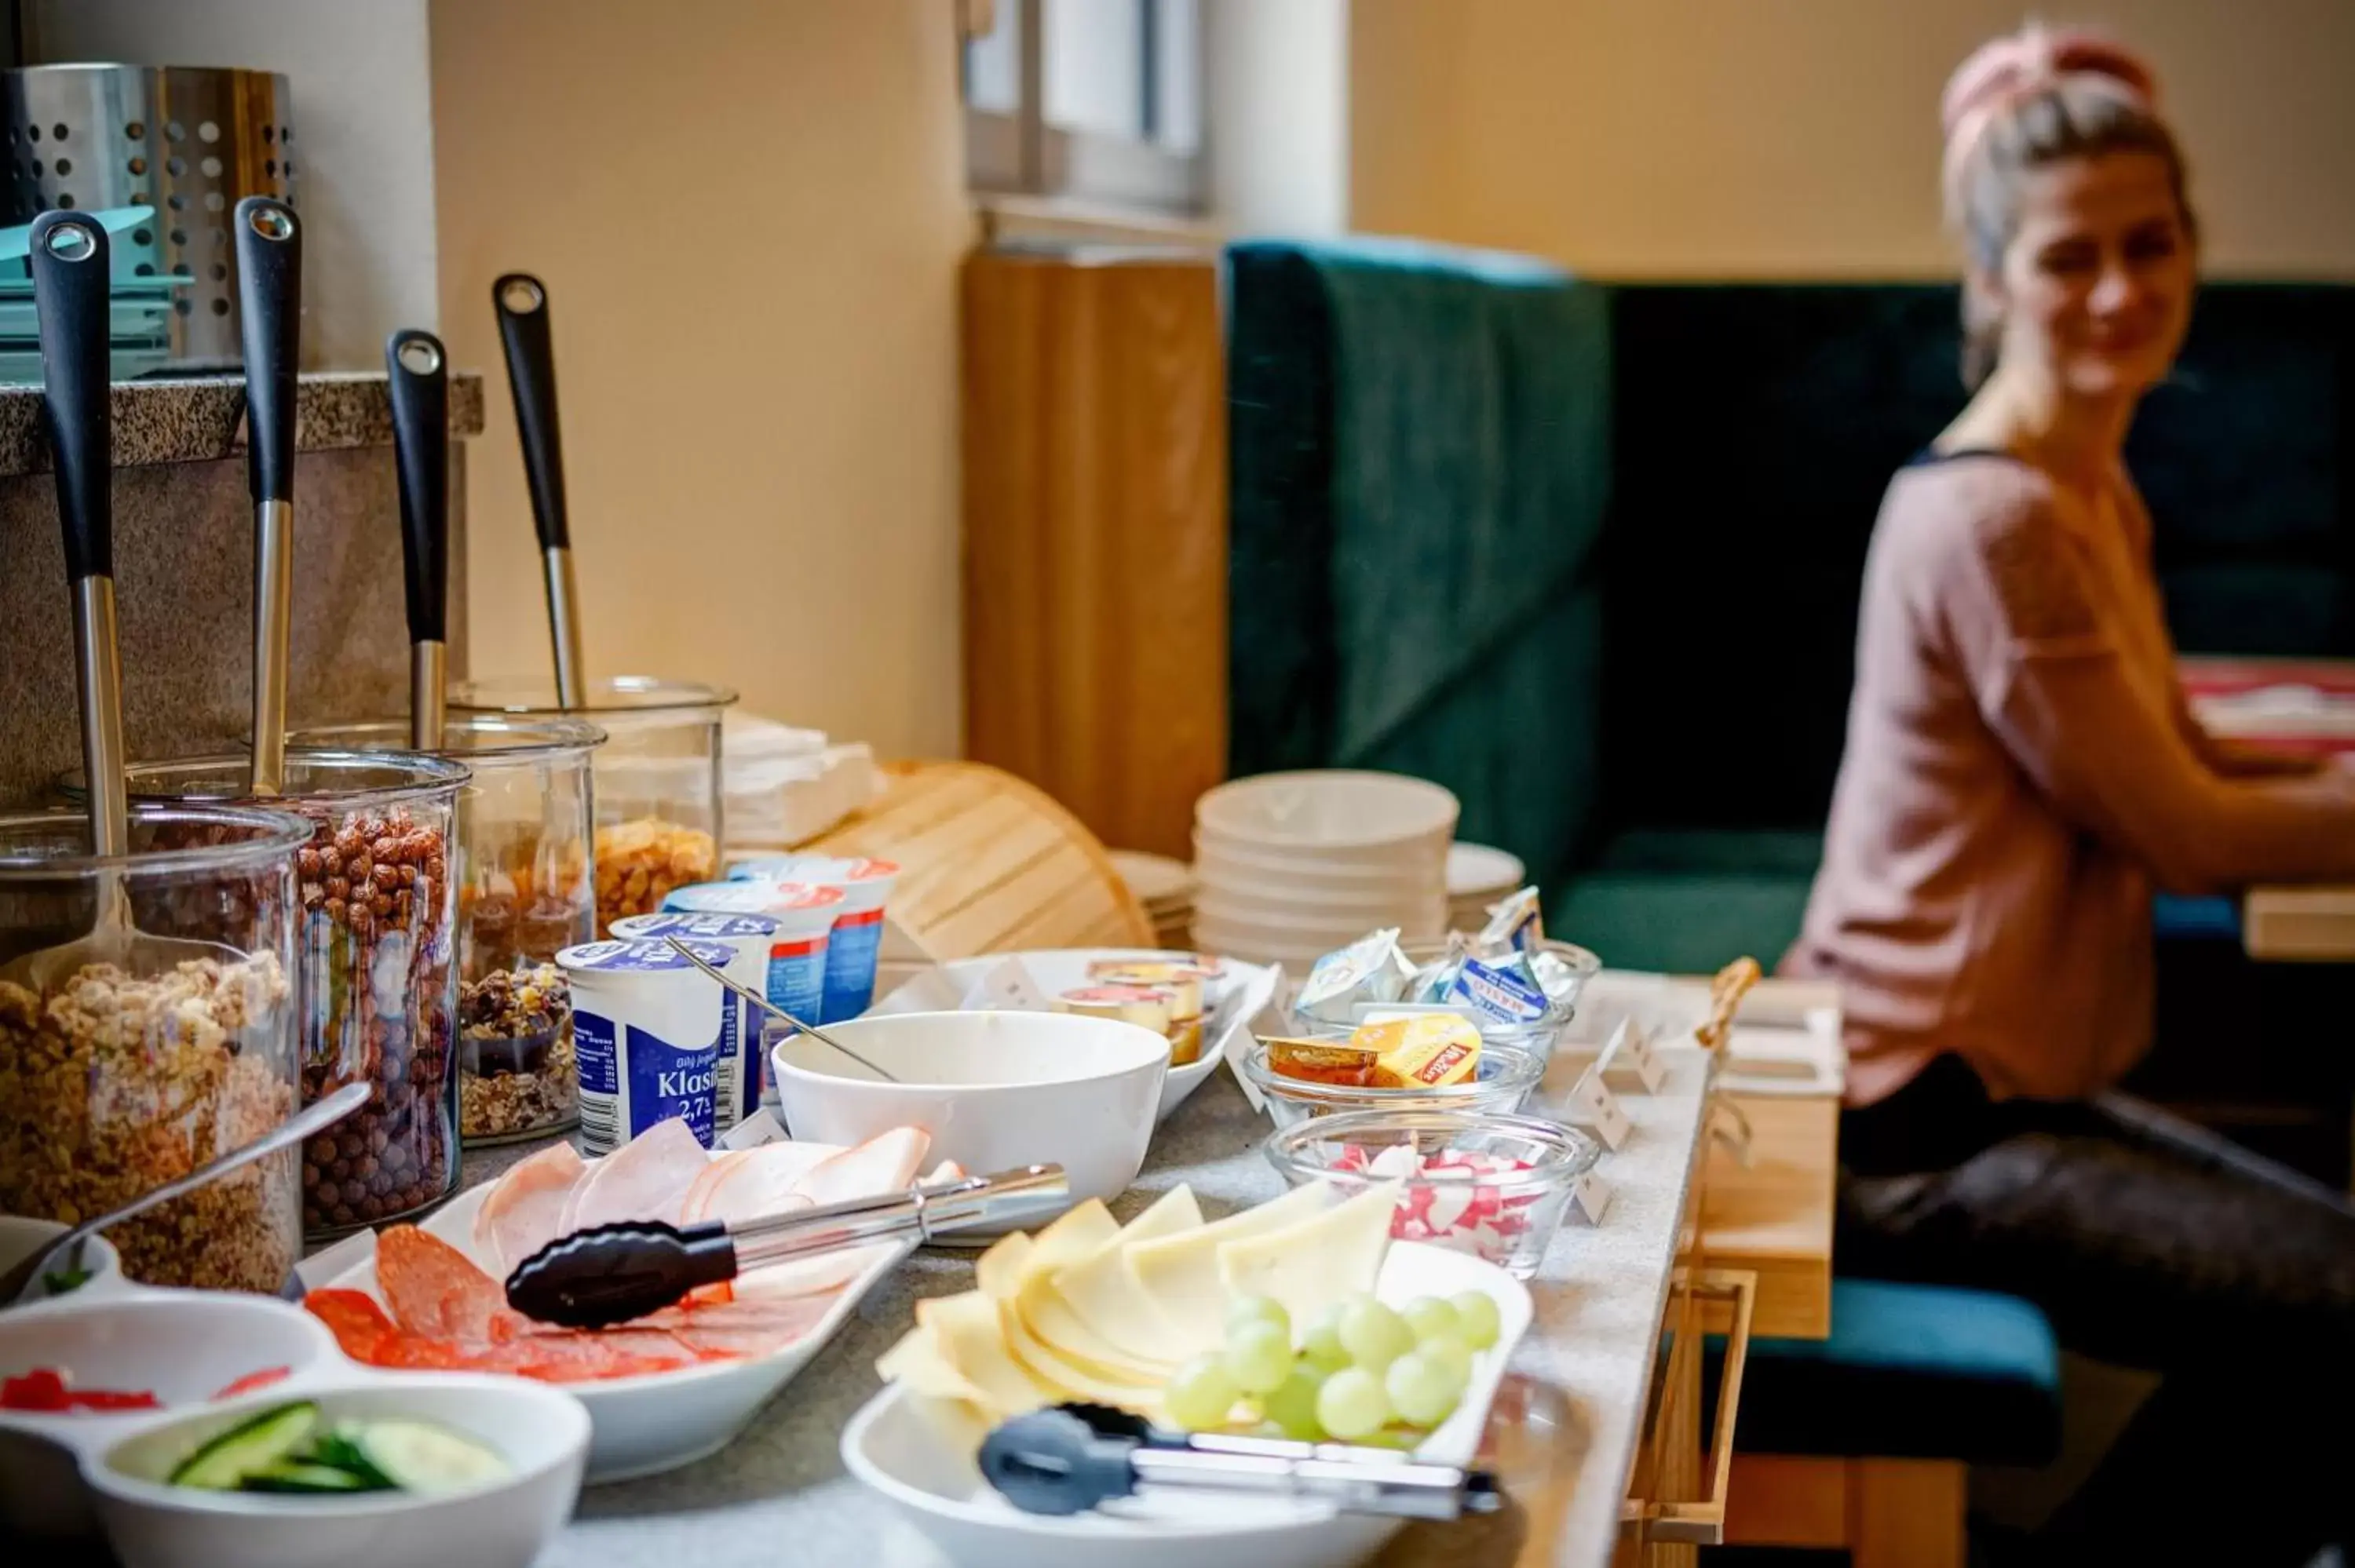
[
  {"x1": 430, "y1": 0, "x2": 967, "y2": 756},
  {"x1": 1353, "y1": 0, "x2": 2355, "y2": 279}
]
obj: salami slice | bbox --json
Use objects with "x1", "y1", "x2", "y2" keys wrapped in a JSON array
[
  {"x1": 376, "y1": 1225, "x2": 509, "y2": 1340},
  {"x1": 304, "y1": 1288, "x2": 400, "y2": 1361}
]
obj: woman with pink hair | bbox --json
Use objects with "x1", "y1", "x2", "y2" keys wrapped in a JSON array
[{"x1": 1785, "y1": 24, "x2": 2355, "y2": 1561}]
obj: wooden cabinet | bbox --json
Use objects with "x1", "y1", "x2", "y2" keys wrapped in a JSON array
[{"x1": 960, "y1": 245, "x2": 1229, "y2": 861}]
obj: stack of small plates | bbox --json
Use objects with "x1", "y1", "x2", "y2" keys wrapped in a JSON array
[
  {"x1": 1446, "y1": 842, "x2": 1527, "y2": 935},
  {"x1": 1191, "y1": 770, "x2": 1459, "y2": 968},
  {"x1": 1106, "y1": 848, "x2": 1196, "y2": 950}
]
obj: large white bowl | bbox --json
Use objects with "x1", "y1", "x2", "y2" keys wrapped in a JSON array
[
  {"x1": 771, "y1": 1011, "x2": 1168, "y2": 1231},
  {"x1": 842, "y1": 1241, "x2": 1532, "y2": 1568},
  {"x1": 861, "y1": 950, "x2": 1280, "y2": 1123},
  {"x1": 90, "y1": 1374, "x2": 589, "y2": 1568},
  {"x1": 1195, "y1": 771, "x2": 1459, "y2": 853},
  {"x1": 0, "y1": 1214, "x2": 126, "y2": 1304},
  {"x1": 1191, "y1": 888, "x2": 1449, "y2": 939},
  {"x1": 0, "y1": 1290, "x2": 339, "y2": 1540},
  {"x1": 1192, "y1": 833, "x2": 1448, "y2": 892}
]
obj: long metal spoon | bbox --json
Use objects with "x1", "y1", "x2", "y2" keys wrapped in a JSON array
[
  {"x1": 659, "y1": 935, "x2": 900, "y2": 1083},
  {"x1": 0, "y1": 1081, "x2": 371, "y2": 1306}
]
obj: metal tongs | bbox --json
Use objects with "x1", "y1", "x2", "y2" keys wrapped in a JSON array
[
  {"x1": 504, "y1": 1163, "x2": 1069, "y2": 1328},
  {"x1": 980, "y1": 1403, "x2": 1506, "y2": 1521}
]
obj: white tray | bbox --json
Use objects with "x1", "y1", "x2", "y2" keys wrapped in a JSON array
[
  {"x1": 864, "y1": 950, "x2": 1280, "y2": 1123},
  {"x1": 324, "y1": 1140, "x2": 911, "y2": 1483},
  {"x1": 841, "y1": 1240, "x2": 1532, "y2": 1568}
]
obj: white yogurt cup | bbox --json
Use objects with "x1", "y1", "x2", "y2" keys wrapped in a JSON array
[
  {"x1": 555, "y1": 938, "x2": 734, "y2": 1154},
  {"x1": 608, "y1": 910, "x2": 780, "y2": 1131},
  {"x1": 657, "y1": 879, "x2": 847, "y2": 1098},
  {"x1": 725, "y1": 855, "x2": 900, "y2": 1022}
]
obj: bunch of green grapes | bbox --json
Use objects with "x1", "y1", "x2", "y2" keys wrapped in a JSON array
[{"x1": 1163, "y1": 1291, "x2": 1503, "y2": 1442}]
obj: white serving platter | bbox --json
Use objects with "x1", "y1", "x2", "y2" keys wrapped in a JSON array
[
  {"x1": 324, "y1": 1139, "x2": 912, "y2": 1484},
  {"x1": 841, "y1": 1240, "x2": 1533, "y2": 1568},
  {"x1": 864, "y1": 950, "x2": 1281, "y2": 1123}
]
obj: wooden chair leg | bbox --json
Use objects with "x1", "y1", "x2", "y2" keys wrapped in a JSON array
[{"x1": 1849, "y1": 1457, "x2": 1966, "y2": 1568}]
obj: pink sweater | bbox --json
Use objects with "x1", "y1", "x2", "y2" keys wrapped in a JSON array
[{"x1": 1784, "y1": 454, "x2": 2355, "y2": 1106}]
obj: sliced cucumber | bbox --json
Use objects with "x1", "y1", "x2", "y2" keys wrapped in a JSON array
[
  {"x1": 307, "y1": 1431, "x2": 394, "y2": 1489},
  {"x1": 242, "y1": 1460, "x2": 383, "y2": 1495},
  {"x1": 168, "y1": 1402, "x2": 320, "y2": 1490},
  {"x1": 336, "y1": 1418, "x2": 511, "y2": 1495}
]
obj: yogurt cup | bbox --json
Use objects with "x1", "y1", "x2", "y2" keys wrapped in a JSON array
[
  {"x1": 655, "y1": 881, "x2": 846, "y2": 1098},
  {"x1": 609, "y1": 911, "x2": 780, "y2": 1130},
  {"x1": 554, "y1": 938, "x2": 735, "y2": 1154},
  {"x1": 723, "y1": 855, "x2": 900, "y2": 1022}
]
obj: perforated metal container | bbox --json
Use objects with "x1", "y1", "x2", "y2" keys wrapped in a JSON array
[{"x1": 1, "y1": 64, "x2": 296, "y2": 366}]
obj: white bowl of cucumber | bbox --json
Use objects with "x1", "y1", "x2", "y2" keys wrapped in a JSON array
[{"x1": 86, "y1": 1375, "x2": 590, "y2": 1568}]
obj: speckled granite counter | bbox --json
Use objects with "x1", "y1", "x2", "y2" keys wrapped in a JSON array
[
  {"x1": 0, "y1": 371, "x2": 487, "y2": 804},
  {"x1": 0, "y1": 371, "x2": 486, "y2": 476},
  {"x1": 456, "y1": 1048, "x2": 1712, "y2": 1568}
]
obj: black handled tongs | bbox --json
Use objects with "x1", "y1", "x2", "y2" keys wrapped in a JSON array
[
  {"x1": 980, "y1": 1402, "x2": 1506, "y2": 1520},
  {"x1": 505, "y1": 1163, "x2": 1069, "y2": 1328}
]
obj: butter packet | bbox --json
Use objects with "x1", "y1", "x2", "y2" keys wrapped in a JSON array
[
  {"x1": 1349, "y1": 1012, "x2": 1482, "y2": 1088},
  {"x1": 1477, "y1": 886, "x2": 1546, "y2": 954},
  {"x1": 1446, "y1": 952, "x2": 1551, "y2": 1025},
  {"x1": 1298, "y1": 928, "x2": 1411, "y2": 1026}
]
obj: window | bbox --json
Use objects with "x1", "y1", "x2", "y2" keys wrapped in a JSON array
[{"x1": 962, "y1": 0, "x2": 1206, "y2": 216}]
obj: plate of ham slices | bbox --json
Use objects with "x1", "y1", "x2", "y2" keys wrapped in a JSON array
[{"x1": 309, "y1": 1118, "x2": 947, "y2": 1482}]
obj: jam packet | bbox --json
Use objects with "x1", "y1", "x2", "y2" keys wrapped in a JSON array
[
  {"x1": 1477, "y1": 886, "x2": 1546, "y2": 954},
  {"x1": 1297, "y1": 928, "x2": 1413, "y2": 1026}
]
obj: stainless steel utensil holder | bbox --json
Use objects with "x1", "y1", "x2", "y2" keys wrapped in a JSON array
[{"x1": 2, "y1": 64, "x2": 296, "y2": 368}]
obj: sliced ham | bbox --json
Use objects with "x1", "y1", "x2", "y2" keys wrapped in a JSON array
[
  {"x1": 692, "y1": 1142, "x2": 824, "y2": 1227},
  {"x1": 557, "y1": 1115, "x2": 710, "y2": 1234},
  {"x1": 679, "y1": 1148, "x2": 750, "y2": 1224},
  {"x1": 473, "y1": 1140, "x2": 586, "y2": 1275},
  {"x1": 788, "y1": 1126, "x2": 930, "y2": 1209}
]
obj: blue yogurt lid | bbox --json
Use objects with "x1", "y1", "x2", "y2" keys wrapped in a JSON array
[
  {"x1": 556, "y1": 938, "x2": 736, "y2": 973},
  {"x1": 613, "y1": 911, "x2": 781, "y2": 939}
]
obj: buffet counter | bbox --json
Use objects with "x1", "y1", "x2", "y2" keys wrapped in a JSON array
[{"x1": 458, "y1": 1048, "x2": 1725, "y2": 1568}]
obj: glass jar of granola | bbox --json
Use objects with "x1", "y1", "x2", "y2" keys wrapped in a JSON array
[
  {"x1": 111, "y1": 753, "x2": 469, "y2": 1238},
  {"x1": 0, "y1": 804, "x2": 309, "y2": 1293},
  {"x1": 297, "y1": 717, "x2": 603, "y2": 1145},
  {"x1": 452, "y1": 676, "x2": 736, "y2": 938}
]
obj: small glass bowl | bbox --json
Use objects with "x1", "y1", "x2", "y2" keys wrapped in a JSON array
[
  {"x1": 1294, "y1": 940, "x2": 1603, "y2": 1066},
  {"x1": 1264, "y1": 1109, "x2": 1604, "y2": 1278},
  {"x1": 1240, "y1": 1037, "x2": 1546, "y2": 1129}
]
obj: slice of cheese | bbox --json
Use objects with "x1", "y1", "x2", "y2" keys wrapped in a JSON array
[
  {"x1": 1048, "y1": 1185, "x2": 1203, "y2": 1368},
  {"x1": 974, "y1": 1231, "x2": 1035, "y2": 1302},
  {"x1": 1020, "y1": 1198, "x2": 1123, "y2": 1282},
  {"x1": 1124, "y1": 1180, "x2": 1337, "y2": 1358},
  {"x1": 1010, "y1": 1187, "x2": 1200, "y2": 1384},
  {"x1": 1217, "y1": 1181, "x2": 1401, "y2": 1329},
  {"x1": 997, "y1": 1297, "x2": 1165, "y2": 1420},
  {"x1": 914, "y1": 1290, "x2": 1056, "y2": 1420},
  {"x1": 875, "y1": 1323, "x2": 993, "y2": 1412}
]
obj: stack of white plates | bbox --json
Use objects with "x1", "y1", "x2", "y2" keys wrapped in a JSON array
[
  {"x1": 1106, "y1": 849, "x2": 1197, "y2": 950},
  {"x1": 1191, "y1": 770, "x2": 1459, "y2": 968},
  {"x1": 1446, "y1": 841, "x2": 1528, "y2": 935}
]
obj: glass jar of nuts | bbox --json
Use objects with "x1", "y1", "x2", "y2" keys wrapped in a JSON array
[
  {"x1": 451, "y1": 676, "x2": 736, "y2": 939},
  {"x1": 111, "y1": 753, "x2": 470, "y2": 1239},
  {"x1": 0, "y1": 804, "x2": 311, "y2": 1294},
  {"x1": 296, "y1": 717, "x2": 603, "y2": 1145}
]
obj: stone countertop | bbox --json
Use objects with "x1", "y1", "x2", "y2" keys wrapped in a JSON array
[
  {"x1": 0, "y1": 370, "x2": 486, "y2": 476},
  {"x1": 452, "y1": 1048, "x2": 1712, "y2": 1568}
]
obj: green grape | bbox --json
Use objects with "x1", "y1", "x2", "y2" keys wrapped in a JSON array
[
  {"x1": 1166, "y1": 1351, "x2": 1241, "y2": 1431},
  {"x1": 1418, "y1": 1332, "x2": 1473, "y2": 1391},
  {"x1": 1338, "y1": 1299, "x2": 1415, "y2": 1372},
  {"x1": 1316, "y1": 1366, "x2": 1391, "y2": 1441},
  {"x1": 1451, "y1": 1290, "x2": 1502, "y2": 1351},
  {"x1": 1225, "y1": 1320, "x2": 1295, "y2": 1396},
  {"x1": 1301, "y1": 1304, "x2": 1351, "y2": 1372},
  {"x1": 1226, "y1": 1294, "x2": 1292, "y2": 1344},
  {"x1": 1384, "y1": 1351, "x2": 1462, "y2": 1428},
  {"x1": 1261, "y1": 1362, "x2": 1329, "y2": 1440},
  {"x1": 1402, "y1": 1296, "x2": 1462, "y2": 1344}
]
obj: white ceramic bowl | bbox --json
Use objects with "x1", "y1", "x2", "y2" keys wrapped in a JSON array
[
  {"x1": 0, "y1": 1290, "x2": 341, "y2": 1540},
  {"x1": 0, "y1": 1214, "x2": 126, "y2": 1304},
  {"x1": 1195, "y1": 771, "x2": 1459, "y2": 854},
  {"x1": 89, "y1": 1374, "x2": 589, "y2": 1568},
  {"x1": 1445, "y1": 841, "x2": 1526, "y2": 899},
  {"x1": 771, "y1": 1011, "x2": 1168, "y2": 1229},
  {"x1": 1192, "y1": 834, "x2": 1448, "y2": 892},
  {"x1": 842, "y1": 1241, "x2": 1532, "y2": 1568}
]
